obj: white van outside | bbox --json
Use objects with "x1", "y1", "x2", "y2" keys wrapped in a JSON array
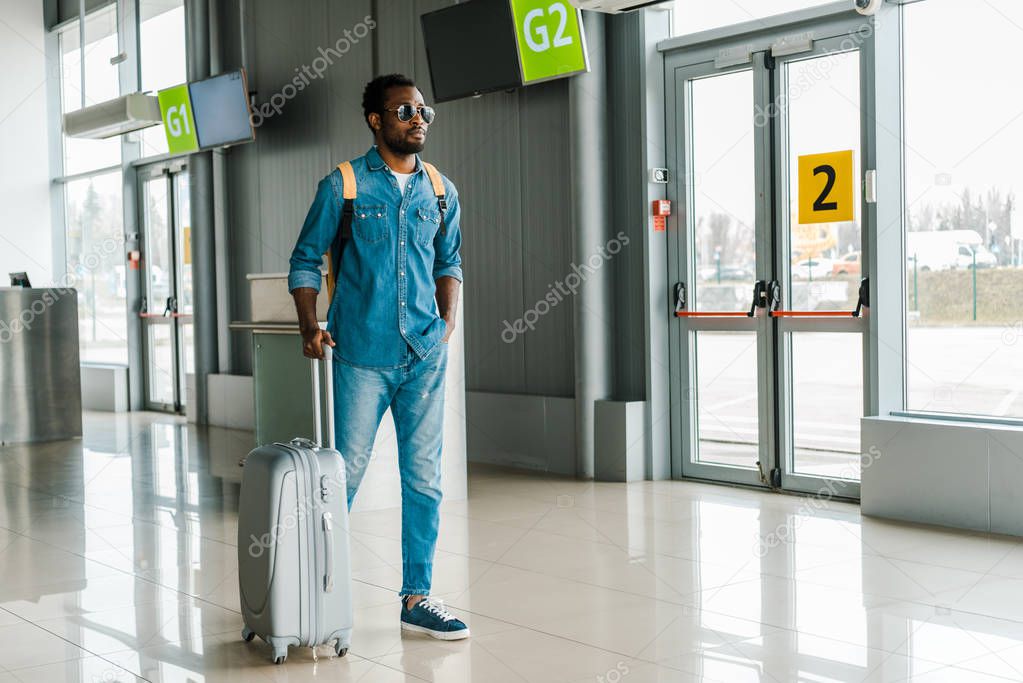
[{"x1": 906, "y1": 230, "x2": 997, "y2": 270}]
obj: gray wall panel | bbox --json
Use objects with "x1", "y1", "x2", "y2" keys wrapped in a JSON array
[
  {"x1": 325, "y1": 1, "x2": 376, "y2": 163},
  {"x1": 437, "y1": 90, "x2": 527, "y2": 394},
  {"x1": 375, "y1": 0, "x2": 417, "y2": 76},
  {"x1": 519, "y1": 81, "x2": 575, "y2": 397},
  {"x1": 251, "y1": 0, "x2": 330, "y2": 274},
  {"x1": 225, "y1": 144, "x2": 260, "y2": 372},
  {"x1": 859, "y1": 416, "x2": 1023, "y2": 535},
  {"x1": 607, "y1": 12, "x2": 648, "y2": 401},
  {"x1": 466, "y1": 391, "x2": 576, "y2": 475}
]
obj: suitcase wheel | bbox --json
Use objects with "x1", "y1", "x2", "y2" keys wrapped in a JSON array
[
  {"x1": 241, "y1": 627, "x2": 255, "y2": 643},
  {"x1": 274, "y1": 652, "x2": 287, "y2": 665},
  {"x1": 334, "y1": 641, "x2": 349, "y2": 658}
]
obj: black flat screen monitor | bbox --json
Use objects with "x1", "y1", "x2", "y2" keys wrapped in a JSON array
[
  {"x1": 421, "y1": 0, "x2": 523, "y2": 103},
  {"x1": 189, "y1": 70, "x2": 254, "y2": 149}
]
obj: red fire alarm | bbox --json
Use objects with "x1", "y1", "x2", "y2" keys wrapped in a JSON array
[
  {"x1": 652, "y1": 199, "x2": 671, "y2": 231},
  {"x1": 128, "y1": 250, "x2": 141, "y2": 270}
]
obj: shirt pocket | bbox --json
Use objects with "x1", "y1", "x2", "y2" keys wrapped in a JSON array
[
  {"x1": 415, "y1": 206, "x2": 441, "y2": 246},
  {"x1": 353, "y1": 204, "x2": 388, "y2": 243}
]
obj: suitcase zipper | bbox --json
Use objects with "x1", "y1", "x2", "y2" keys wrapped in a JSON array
[
  {"x1": 287, "y1": 443, "x2": 318, "y2": 649},
  {"x1": 304, "y1": 446, "x2": 320, "y2": 648},
  {"x1": 281, "y1": 446, "x2": 333, "y2": 649},
  {"x1": 307, "y1": 447, "x2": 324, "y2": 648}
]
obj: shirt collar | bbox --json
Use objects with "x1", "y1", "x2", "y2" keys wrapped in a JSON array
[{"x1": 366, "y1": 145, "x2": 423, "y2": 174}]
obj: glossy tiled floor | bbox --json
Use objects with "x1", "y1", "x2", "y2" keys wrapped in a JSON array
[{"x1": 4, "y1": 413, "x2": 1023, "y2": 681}]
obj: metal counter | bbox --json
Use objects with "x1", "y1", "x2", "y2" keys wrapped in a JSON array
[{"x1": 0, "y1": 288, "x2": 83, "y2": 444}]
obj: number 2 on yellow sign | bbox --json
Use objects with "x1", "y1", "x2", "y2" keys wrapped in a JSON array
[{"x1": 798, "y1": 150, "x2": 854, "y2": 225}]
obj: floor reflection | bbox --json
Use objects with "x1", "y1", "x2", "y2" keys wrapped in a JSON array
[{"x1": 1, "y1": 412, "x2": 1023, "y2": 681}]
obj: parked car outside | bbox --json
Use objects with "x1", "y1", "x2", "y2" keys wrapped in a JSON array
[
  {"x1": 792, "y1": 258, "x2": 834, "y2": 280},
  {"x1": 832, "y1": 251, "x2": 861, "y2": 277}
]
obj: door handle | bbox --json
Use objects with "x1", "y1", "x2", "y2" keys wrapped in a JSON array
[
  {"x1": 770, "y1": 278, "x2": 868, "y2": 318},
  {"x1": 748, "y1": 280, "x2": 780, "y2": 317},
  {"x1": 673, "y1": 280, "x2": 780, "y2": 318},
  {"x1": 138, "y1": 296, "x2": 160, "y2": 318}
]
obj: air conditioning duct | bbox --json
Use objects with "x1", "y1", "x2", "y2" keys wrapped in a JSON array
[{"x1": 63, "y1": 93, "x2": 162, "y2": 139}]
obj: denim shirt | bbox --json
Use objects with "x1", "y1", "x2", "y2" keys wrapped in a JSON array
[{"x1": 287, "y1": 146, "x2": 463, "y2": 368}]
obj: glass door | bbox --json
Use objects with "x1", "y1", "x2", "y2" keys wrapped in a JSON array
[
  {"x1": 668, "y1": 18, "x2": 870, "y2": 498},
  {"x1": 139, "y1": 163, "x2": 193, "y2": 412},
  {"x1": 773, "y1": 38, "x2": 865, "y2": 497},
  {"x1": 668, "y1": 60, "x2": 773, "y2": 489}
]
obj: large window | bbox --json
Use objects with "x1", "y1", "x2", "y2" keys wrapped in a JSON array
[
  {"x1": 58, "y1": 4, "x2": 121, "y2": 174},
  {"x1": 671, "y1": 0, "x2": 836, "y2": 37},
  {"x1": 65, "y1": 172, "x2": 127, "y2": 363},
  {"x1": 57, "y1": 5, "x2": 128, "y2": 363},
  {"x1": 139, "y1": 0, "x2": 186, "y2": 157},
  {"x1": 903, "y1": 0, "x2": 1023, "y2": 419}
]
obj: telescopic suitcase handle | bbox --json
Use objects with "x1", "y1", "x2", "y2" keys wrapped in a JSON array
[{"x1": 310, "y1": 345, "x2": 335, "y2": 449}]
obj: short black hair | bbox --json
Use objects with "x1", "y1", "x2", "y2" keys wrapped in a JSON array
[{"x1": 362, "y1": 73, "x2": 416, "y2": 131}]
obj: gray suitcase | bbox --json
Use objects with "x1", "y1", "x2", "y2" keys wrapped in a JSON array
[{"x1": 237, "y1": 346, "x2": 354, "y2": 664}]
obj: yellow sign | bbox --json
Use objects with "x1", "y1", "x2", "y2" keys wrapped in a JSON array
[
  {"x1": 182, "y1": 226, "x2": 192, "y2": 265},
  {"x1": 798, "y1": 150, "x2": 854, "y2": 225}
]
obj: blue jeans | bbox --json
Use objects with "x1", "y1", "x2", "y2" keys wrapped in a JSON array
[{"x1": 333, "y1": 342, "x2": 448, "y2": 596}]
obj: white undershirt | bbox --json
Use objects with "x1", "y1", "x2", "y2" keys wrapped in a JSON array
[{"x1": 392, "y1": 170, "x2": 413, "y2": 196}]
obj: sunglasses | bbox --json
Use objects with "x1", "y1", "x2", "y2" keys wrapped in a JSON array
[{"x1": 384, "y1": 104, "x2": 436, "y2": 124}]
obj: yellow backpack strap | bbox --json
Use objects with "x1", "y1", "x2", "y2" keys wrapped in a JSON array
[
  {"x1": 421, "y1": 161, "x2": 449, "y2": 235},
  {"x1": 326, "y1": 161, "x2": 357, "y2": 301},
  {"x1": 338, "y1": 161, "x2": 357, "y2": 200}
]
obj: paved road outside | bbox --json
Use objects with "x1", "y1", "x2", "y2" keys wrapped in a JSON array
[{"x1": 691, "y1": 327, "x2": 1022, "y2": 480}]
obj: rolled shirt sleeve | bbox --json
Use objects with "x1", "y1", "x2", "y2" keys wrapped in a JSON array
[
  {"x1": 432, "y1": 185, "x2": 463, "y2": 282},
  {"x1": 288, "y1": 174, "x2": 340, "y2": 293}
]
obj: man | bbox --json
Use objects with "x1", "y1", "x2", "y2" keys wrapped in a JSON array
[{"x1": 288, "y1": 73, "x2": 468, "y2": 640}]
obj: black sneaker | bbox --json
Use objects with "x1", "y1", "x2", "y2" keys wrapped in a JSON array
[{"x1": 400, "y1": 597, "x2": 471, "y2": 640}]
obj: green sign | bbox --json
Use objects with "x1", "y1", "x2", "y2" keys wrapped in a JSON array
[
  {"x1": 157, "y1": 84, "x2": 199, "y2": 154},
  {"x1": 510, "y1": 0, "x2": 588, "y2": 84}
]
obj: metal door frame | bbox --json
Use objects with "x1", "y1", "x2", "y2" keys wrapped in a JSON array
[
  {"x1": 665, "y1": 7, "x2": 876, "y2": 498},
  {"x1": 137, "y1": 158, "x2": 190, "y2": 413}
]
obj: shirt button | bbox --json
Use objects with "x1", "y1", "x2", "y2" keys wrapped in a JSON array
[
  {"x1": 400, "y1": 302, "x2": 405, "y2": 306},
  {"x1": 399, "y1": 240, "x2": 405, "y2": 246},
  {"x1": 399, "y1": 270, "x2": 404, "y2": 276}
]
